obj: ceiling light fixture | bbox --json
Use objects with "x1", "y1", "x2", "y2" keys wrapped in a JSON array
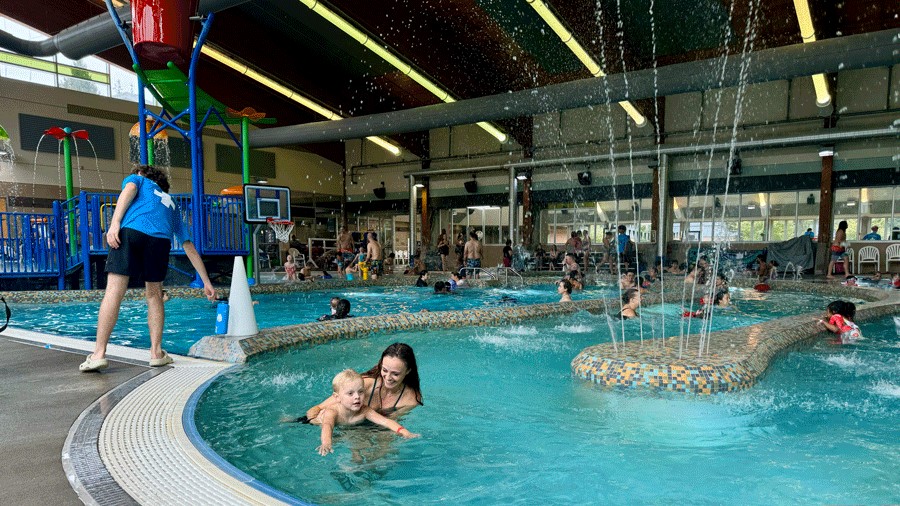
[
  {"x1": 200, "y1": 44, "x2": 401, "y2": 156},
  {"x1": 818, "y1": 144, "x2": 834, "y2": 157},
  {"x1": 296, "y1": 0, "x2": 507, "y2": 143},
  {"x1": 526, "y1": 0, "x2": 647, "y2": 127},
  {"x1": 791, "y1": 0, "x2": 832, "y2": 108}
]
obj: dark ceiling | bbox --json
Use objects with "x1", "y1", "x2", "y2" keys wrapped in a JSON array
[{"x1": 1, "y1": 0, "x2": 897, "y2": 166}]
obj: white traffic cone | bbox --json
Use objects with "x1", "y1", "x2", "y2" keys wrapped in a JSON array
[{"x1": 227, "y1": 255, "x2": 259, "y2": 337}]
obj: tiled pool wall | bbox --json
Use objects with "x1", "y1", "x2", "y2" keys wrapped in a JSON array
[
  {"x1": 4, "y1": 275, "x2": 896, "y2": 395},
  {"x1": 0, "y1": 272, "x2": 555, "y2": 304},
  {"x1": 572, "y1": 280, "x2": 898, "y2": 394}
]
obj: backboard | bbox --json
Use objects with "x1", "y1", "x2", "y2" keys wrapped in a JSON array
[{"x1": 243, "y1": 184, "x2": 291, "y2": 224}]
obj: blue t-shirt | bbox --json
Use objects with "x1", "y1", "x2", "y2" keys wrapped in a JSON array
[
  {"x1": 617, "y1": 233, "x2": 629, "y2": 254},
  {"x1": 863, "y1": 232, "x2": 881, "y2": 240},
  {"x1": 119, "y1": 174, "x2": 190, "y2": 242},
  {"x1": 804, "y1": 230, "x2": 815, "y2": 238}
]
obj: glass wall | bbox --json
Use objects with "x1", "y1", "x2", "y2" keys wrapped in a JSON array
[
  {"x1": 833, "y1": 187, "x2": 900, "y2": 240},
  {"x1": 434, "y1": 206, "x2": 522, "y2": 246},
  {"x1": 673, "y1": 190, "x2": 820, "y2": 243},
  {"x1": 539, "y1": 198, "x2": 652, "y2": 246},
  {"x1": 0, "y1": 14, "x2": 159, "y2": 106}
]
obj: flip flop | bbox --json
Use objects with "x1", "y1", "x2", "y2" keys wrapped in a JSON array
[
  {"x1": 149, "y1": 350, "x2": 173, "y2": 367},
  {"x1": 79, "y1": 355, "x2": 108, "y2": 372}
]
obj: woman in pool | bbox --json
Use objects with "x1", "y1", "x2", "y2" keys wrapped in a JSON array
[
  {"x1": 305, "y1": 343, "x2": 423, "y2": 419},
  {"x1": 619, "y1": 288, "x2": 641, "y2": 319}
]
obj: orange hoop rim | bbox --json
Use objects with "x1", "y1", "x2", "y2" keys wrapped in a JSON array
[{"x1": 266, "y1": 218, "x2": 293, "y2": 226}]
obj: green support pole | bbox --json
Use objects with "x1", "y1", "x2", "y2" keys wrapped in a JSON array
[
  {"x1": 62, "y1": 129, "x2": 77, "y2": 258},
  {"x1": 146, "y1": 137, "x2": 155, "y2": 165},
  {"x1": 242, "y1": 116, "x2": 254, "y2": 281}
]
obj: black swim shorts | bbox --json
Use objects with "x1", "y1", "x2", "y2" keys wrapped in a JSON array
[{"x1": 105, "y1": 227, "x2": 172, "y2": 282}]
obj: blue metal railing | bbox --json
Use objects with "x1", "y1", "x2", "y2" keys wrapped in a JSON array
[
  {"x1": 0, "y1": 211, "x2": 61, "y2": 277},
  {"x1": 0, "y1": 192, "x2": 250, "y2": 286}
]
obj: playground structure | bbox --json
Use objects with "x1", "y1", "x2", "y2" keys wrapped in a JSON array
[{"x1": 0, "y1": 0, "x2": 282, "y2": 289}]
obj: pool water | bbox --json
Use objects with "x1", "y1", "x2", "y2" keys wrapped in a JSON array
[
  {"x1": 8, "y1": 287, "x2": 851, "y2": 355},
  {"x1": 194, "y1": 308, "x2": 900, "y2": 504}
]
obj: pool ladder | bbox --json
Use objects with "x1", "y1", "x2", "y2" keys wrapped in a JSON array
[{"x1": 463, "y1": 267, "x2": 524, "y2": 287}]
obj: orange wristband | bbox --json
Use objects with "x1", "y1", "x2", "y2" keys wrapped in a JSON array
[{"x1": 396, "y1": 426, "x2": 405, "y2": 434}]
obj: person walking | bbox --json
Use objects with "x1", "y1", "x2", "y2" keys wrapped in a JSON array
[{"x1": 80, "y1": 165, "x2": 216, "y2": 372}]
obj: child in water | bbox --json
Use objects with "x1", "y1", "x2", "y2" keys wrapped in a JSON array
[
  {"x1": 817, "y1": 300, "x2": 862, "y2": 344},
  {"x1": 309, "y1": 369, "x2": 419, "y2": 456}
]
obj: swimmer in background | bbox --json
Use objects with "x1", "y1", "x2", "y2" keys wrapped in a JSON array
[
  {"x1": 284, "y1": 254, "x2": 298, "y2": 281},
  {"x1": 619, "y1": 288, "x2": 641, "y2": 319},
  {"x1": 415, "y1": 271, "x2": 429, "y2": 287},
  {"x1": 448, "y1": 271, "x2": 461, "y2": 291},
  {"x1": 557, "y1": 279, "x2": 573, "y2": 302},
  {"x1": 817, "y1": 300, "x2": 861, "y2": 344},
  {"x1": 308, "y1": 369, "x2": 419, "y2": 456},
  {"x1": 318, "y1": 298, "x2": 351, "y2": 321},
  {"x1": 434, "y1": 281, "x2": 451, "y2": 294}
]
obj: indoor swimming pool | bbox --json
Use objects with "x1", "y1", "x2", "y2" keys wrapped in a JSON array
[
  {"x1": 193, "y1": 307, "x2": 900, "y2": 504},
  {"x1": 9, "y1": 285, "x2": 845, "y2": 355}
]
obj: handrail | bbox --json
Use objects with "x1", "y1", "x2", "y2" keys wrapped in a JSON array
[{"x1": 495, "y1": 266, "x2": 524, "y2": 287}]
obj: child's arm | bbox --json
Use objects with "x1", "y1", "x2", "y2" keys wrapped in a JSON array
[
  {"x1": 306, "y1": 396, "x2": 337, "y2": 421},
  {"x1": 363, "y1": 408, "x2": 420, "y2": 439},
  {"x1": 316, "y1": 409, "x2": 338, "y2": 456},
  {"x1": 817, "y1": 318, "x2": 840, "y2": 333}
]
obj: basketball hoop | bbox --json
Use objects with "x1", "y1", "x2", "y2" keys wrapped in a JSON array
[{"x1": 267, "y1": 218, "x2": 294, "y2": 244}]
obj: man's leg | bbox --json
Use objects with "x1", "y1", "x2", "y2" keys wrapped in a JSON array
[
  {"x1": 145, "y1": 281, "x2": 165, "y2": 360},
  {"x1": 92, "y1": 273, "x2": 129, "y2": 360}
]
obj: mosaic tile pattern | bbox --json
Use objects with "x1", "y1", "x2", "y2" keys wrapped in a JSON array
[{"x1": 572, "y1": 281, "x2": 898, "y2": 394}]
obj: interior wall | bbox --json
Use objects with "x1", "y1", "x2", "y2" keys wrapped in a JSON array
[{"x1": 0, "y1": 76, "x2": 343, "y2": 209}]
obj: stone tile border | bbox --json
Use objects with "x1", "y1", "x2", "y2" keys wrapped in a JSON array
[{"x1": 572, "y1": 280, "x2": 899, "y2": 394}]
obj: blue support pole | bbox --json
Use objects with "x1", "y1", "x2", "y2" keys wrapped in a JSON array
[
  {"x1": 187, "y1": 13, "x2": 215, "y2": 255},
  {"x1": 53, "y1": 201, "x2": 66, "y2": 290},
  {"x1": 79, "y1": 192, "x2": 92, "y2": 290}
]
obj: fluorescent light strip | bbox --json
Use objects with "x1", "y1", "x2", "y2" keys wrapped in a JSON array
[
  {"x1": 297, "y1": 0, "x2": 507, "y2": 142},
  {"x1": 201, "y1": 44, "x2": 400, "y2": 155},
  {"x1": 791, "y1": 0, "x2": 832, "y2": 107},
  {"x1": 527, "y1": 0, "x2": 647, "y2": 127}
]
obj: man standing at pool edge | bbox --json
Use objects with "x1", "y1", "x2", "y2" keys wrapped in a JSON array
[{"x1": 80, "y1": 165, "x2": 216, "y2": 372}]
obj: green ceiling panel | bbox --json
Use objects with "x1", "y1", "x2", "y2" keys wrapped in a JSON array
[{"x1": 476, "y1": 0, "x2": 583, "y2": 76}]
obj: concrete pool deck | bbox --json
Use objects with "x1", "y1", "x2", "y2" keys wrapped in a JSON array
[{"x1": 1, "y1": 276, "x2": 897, "y2": 504}]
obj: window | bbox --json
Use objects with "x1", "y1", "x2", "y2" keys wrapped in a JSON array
[
  {"x1": 540, "y1": 199, "x2": 651, "y2": 246},
  {"x1": 0, "y1": 14, "x2": 160, "y2": 106},
  {"x1": 674, "y1": 190, "x2": 821, "y2": 243}
]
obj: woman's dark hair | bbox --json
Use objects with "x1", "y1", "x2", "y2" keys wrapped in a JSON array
[
  {"x1": 132, "y1": 164, "x2": 170, "y2": 193},
  {"x1": 559, "y1": 279, "x2": 573, "y2": 294},
  {"x1": 714, "y1": 288, "x2": 730, "y2": 305},
  {"x1": 434, "y1": 281, "x2": 448, "y2": 293},
  {"x1": 417, "y1": 270, "x2": 429, "y2": 281},
  {"x1": 334, "y1": 298, "x2": 351, "y2": 318},
  {"x1": 838, "y1": 220, "x2": 848, "y2": 231},
  {"x1": 363, "y1": 343, "x2": 423, "y2": 405},
  {"x1": 622, "y1": 288, "x2": 640, "y2": 305}
]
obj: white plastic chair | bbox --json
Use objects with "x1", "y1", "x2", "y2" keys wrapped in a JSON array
[
  {"x1": 884, "y1": 243, "x2": 900, "y2": 272},
  {"x1": 857, "y1": 245, "x2": 879, "y2": 274}
]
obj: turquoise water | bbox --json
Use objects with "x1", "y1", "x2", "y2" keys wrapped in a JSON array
[
  {"x1": 8, "y1": 284, "x2": 613, "y2": 354},
  {"x1": 194, "y1": 298, "x2": 899, "y2": 504}
]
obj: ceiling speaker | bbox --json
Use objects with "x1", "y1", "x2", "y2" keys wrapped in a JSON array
[
  {"x1": 373, "y1": 182, "x2": 386, "y2": 199},
  {"x1": 729, "y1": 158, "x2": 742, "y2": 176},
  {"x1": 577, "y1": 171, "x2": 592, "y2": 186},
  {"x1": 464, "y1": 180, "x2": 478, "y2": 194}
]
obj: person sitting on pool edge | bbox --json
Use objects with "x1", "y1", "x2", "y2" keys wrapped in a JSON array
[
  {"x1": 304, "y1": 343, "x2": 424, "y2": 420},
  {"x1": 308, "y1": 369, "x2": 419, "y2": 456}
]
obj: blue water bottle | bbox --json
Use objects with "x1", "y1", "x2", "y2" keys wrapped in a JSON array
[{"x1": 215, "y1": 302, "x2": 229, "y2": 334}]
